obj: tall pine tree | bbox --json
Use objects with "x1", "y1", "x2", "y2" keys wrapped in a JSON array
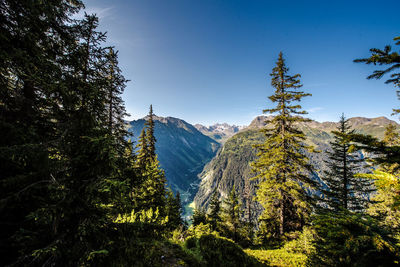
[
  {"x1": 252, "y1": 52, "x2": 316, "y2": 240},
  {"x1": 320, "y1": 114, "x2": 372, "y2": 212},
  {"x1": 134, "y1": 105, "x2": 167, "y2": 214},
  {"x1": 208, "y1": 190, "x2": 222, "y2": 231},
  {"x1": 222, "y1": 186, "x2": 241, "y2": 242}
]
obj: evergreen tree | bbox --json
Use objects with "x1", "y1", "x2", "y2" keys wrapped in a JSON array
[
  {"x1": 136, "y1": 126, "x2": 149, "y2": 170},
  {"x1": 166, "y1": 190, "x2": 183, "y2": 230},
  {"x1": 384, "y1": 123, "x2": 400, "y2": 147},
  {"x1": 222, "y1": 186, "x2": 241, "y2": 241},
  {"x1": 146, "y1": 104, "x2": 157, "y2": 161},
  {"x1": 0, "y1": 1, "x2": 84, "y2": 264},
  {"x1": 134, "y1": 106, "x2": 167, "y2": 214},
  {"x1": 208, "y1": 190, "x2": 222, "y2": 231},
  {"x1": 252, "y1": 52, "x2": 316, "y2": 240},
  {"x1": 354, "y1": 35, "x2": 400, "y2": 114},
  {"x1": 192, "y1": 208, "x2": 208, "y2": 226},
  {"x1": 377, "y1": 123, "x2": 400, "y2": 174},
  {"x1": 320, "y1": 114, "x2": 372, "y2": 212},
  {"x1": 310, "y1": 210, "x2": 398, "y2": 266},
  {"x1": 243, "y1": 178, "x2": 253, "y2": 225}
]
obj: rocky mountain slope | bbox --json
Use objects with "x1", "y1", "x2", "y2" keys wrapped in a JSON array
[
  {"x1": 193, "y1": 116, "x2": 398, "y2": 213},
  {"x1": 128, "y1": 116, "x2": 220, "y2": 205},
  {"x1": 195, "y1": 123, "x2": 245, "y2": 143}
]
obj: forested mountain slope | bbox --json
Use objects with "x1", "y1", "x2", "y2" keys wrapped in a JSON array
[
  {"x1": 128, "y1": 116, "x2": 220, "y2": 203},
  {"x1": 194, "y1": 115, "x2": 398, "y2": 212}
]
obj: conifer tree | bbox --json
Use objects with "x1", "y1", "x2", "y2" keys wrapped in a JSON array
[
  {"x1": 243, "y1": 177, "x2": 254, "y2": 225},
  {"x1": 166, "y1": 190, "x2": 183, "y2": 230},
  {"x1": 134, "y1": 106, "x2": 167, "y2": 214},
  {"x1": 222, "y1": 186, "x2": 241, "y2": 241},
  {"x1": 1, "y1": 1, "x2": 137, "y2": 265},
  {"x1": 136, "y1": 127, "x2": 149, "y2": 170},
  {"x1": 192, "y1": 208, "x2": 208, "y2": 226},
  {"x1": 0, "y1": 1, "x2": 84, "y2": 264},
  {"x1": 384, "y1": 124, "x2": 400, "y2": 147},
  {"x1": 252, "y1": 52, "x2": 316, "y2": 239},
  {"x1": 354, "y1": 36, "x2": 400, "y2": 114},
  {"x1": 320, "y1": 114, "x2": 372, "y2": 212},
  {"x1": 146, "y1": 104, "x2": 157, "y2": 160},
  {"x1": 208, "y1": 190, "x2": 222, "y2": 231}
]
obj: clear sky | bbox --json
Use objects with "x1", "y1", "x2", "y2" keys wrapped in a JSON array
[{"x1": 81, "y1": 0, "x2": 399, "y2": 126}]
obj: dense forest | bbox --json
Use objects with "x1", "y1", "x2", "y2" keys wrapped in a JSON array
[{"x1": 1, "y1": 1, "x2": 400, "y2": 266}]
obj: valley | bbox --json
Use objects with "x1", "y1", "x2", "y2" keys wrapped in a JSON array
[{"x1": 129, "y1": 115, "x2": 398, "y2": 218}]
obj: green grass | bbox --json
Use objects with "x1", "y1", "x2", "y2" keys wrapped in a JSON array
[{"x1": 245, "y1": 249, "x2": 307, "y2": 267}]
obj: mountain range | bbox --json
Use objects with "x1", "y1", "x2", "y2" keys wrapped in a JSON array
[
  {"x1": 194, "y1": 123, "x2": 245, "y2": 143},
  {"x1": 127, "y1": 116, "x2": 219, "y2": 209},
  {"x1": 128, "y1": 115, "x2": 398, "y2": 218},
  {"x1": 193, "y1": 115, "x2": 398, "y2": 214}
]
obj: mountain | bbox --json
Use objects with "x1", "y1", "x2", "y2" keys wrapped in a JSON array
[
  {"x1": 193, "y1": 116, "x2": 399, "y2": 214},
  {"x1": 128, "y1": 116, "x2": 220, "y2": 207},
  {"x1": 194, "y1": 123, "x2": 245, "y2": 143}
]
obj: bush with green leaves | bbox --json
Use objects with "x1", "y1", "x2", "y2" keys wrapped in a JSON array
[
  {"x1": 184, "y1": 234, "x2": 263, "y2": 267},
  {"x1": 282, "y1": 227, "x2": 316, "y2": 255},
  {"x1": 309, "y1": 211, "x2": 399, "y2": 266}
]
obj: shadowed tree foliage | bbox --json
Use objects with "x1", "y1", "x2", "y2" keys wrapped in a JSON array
[
  {"x1": 0, "y1": 2, "x2": 140, "y2": 264},
  {"x1": 354, "y1": 35, "x2": 400, "y2": 114},
  {"x1": 133, "y1": 105, "x2": 168, "y2": 215},
  {"x1": 320, "y1": 114, "x2": 373, "y2": 212},
  {"x1": 252, "y1": 52, "x2": 316, "y2": 241},
  {"x1": 310, "y1": 211, "x2": 398, "y2": 267},
  {"x1": 166, "y1": 190, "x2": 184, "y2": 230},
  {"x1": 208, "y1": 190, "x2": 222, "y2": 231},
  {"x1": 222, "y1": 186, "x2": 241, "y2": 242},
  {"x1": 146, "y1": 104, "x2": 157, "y2": 161},
  {"x1": 384, "y1": 124, "x2": 400, "y2": 146},
  {"x1": 192, "y1": 208, "x2": 208, "y2": 227}
]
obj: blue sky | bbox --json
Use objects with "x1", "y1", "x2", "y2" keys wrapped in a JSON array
[{"x1": 82, "y1": 0, "x2": 399, "y2": 126}]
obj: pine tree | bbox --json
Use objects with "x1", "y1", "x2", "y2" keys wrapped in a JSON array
[
  {"x1": 252, "y1": 52, "x2": 316, "y2": 240},
  {"x1": 208, "y1": 190, "x2": 222, "y2": 231},
  {"x1": 222, "y1": 186, "x2": 241, "y2": 241},
  {"x1": 134, "y1": 106, "x2": 167, "y2": 214},
  {"x1": 354, "y1": 36, "x2": 400, "y2": 114},
  {"x1": 166, "y1": 190, "x2": 183, "y2": 230},
  {"x1": 0, "y1": 1, "x2": 84, "y2": 265},
  {"x1": 146, "y1": 104, "x2": 157, "y2": 161},
  {"x1": 243, "y1": 177, "x2": 253, "y2": 225},
  {"x1": 320, "y1": 114, "x2": 372, "y2": 212},
  {"x1": 192, "y1": 208, "x2": 208, "y2": 226},
  {"x1": 136, "y1": 126, "x2": 149, "y2": 170},
  {"x1": 384, "y1": 124, "x2": 400, "y2": 147}
]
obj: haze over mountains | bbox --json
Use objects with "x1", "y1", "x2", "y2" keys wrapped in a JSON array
[{"x1": 128, "y1": 115, "x2": 398, "y2": 217}]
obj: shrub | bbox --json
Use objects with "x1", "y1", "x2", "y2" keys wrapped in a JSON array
[
  {"x1": 282, "y1": 227, "x2": 316, "y2": 255},
  {"x1": 309, "y1": 211, "x2": 399, "y2": 266},
  {"x1": 185, "y1": 234, "x2": 263, "y2": 267}
]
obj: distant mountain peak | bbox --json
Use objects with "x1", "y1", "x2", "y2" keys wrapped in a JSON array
[
  {"x1": 194, "y1": 114, "x2": 398, "y2": 214},
  {"x1": 194, "y1": 123, "x2": 246, "y2": 143}
]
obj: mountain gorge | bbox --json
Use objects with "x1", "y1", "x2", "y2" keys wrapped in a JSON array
[
  {"x1": 193, "y1": 116, "x2": 398, "y2": 214},
  {"x1": 128, "y1": 116, "x2": 220, "y2": 205},
  {"x1": 129, "y1": 114, "x2": 397, "y2": 219}
]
